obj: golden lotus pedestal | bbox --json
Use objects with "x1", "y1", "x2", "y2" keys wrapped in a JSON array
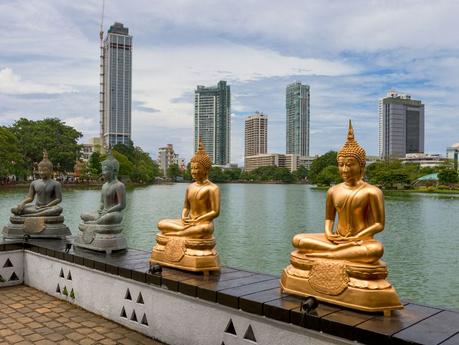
[
  {"x1": 150, "y1": 234, "x2": 220, "y2": 273},
  {"x1": 280, "y1": 250, "x2": 403, "y2": 314}
]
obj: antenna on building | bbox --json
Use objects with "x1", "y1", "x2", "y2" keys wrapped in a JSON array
[{"x1": 99, "y1": 0, "x2": 106, "y2": 152}]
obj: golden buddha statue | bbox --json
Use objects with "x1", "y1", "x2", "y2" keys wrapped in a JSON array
[
  {"x1": 280, "y1": 121, "x2": 402, "y2": 314},
  {"x1": 150, "y1": 140, "x2": 221, "y2": 273}
]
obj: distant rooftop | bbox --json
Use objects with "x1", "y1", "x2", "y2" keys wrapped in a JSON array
[
  {"x1": 108, "y1": 22, "x2": 129, "y2": 35},
  {"x1": 382, "y1": 90, "x2": 423, "y2": 106}
]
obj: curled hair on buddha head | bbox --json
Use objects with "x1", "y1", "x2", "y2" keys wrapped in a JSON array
[
  {"x1": 191, "y1": 138, "x2": 212, "y2": 173},
  {"x1": 38, "y1": 150, "x2": 53, "y2": 171},
  {"x1": 102, "y1": 150, "x2": 120, "y2": 175},
  {"x1": 337, "y1": 120, "x2": 366, "y2": 167}
]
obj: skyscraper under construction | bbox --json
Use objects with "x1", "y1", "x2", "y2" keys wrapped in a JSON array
[{"x1": 100, "y1": 22, "x2": 132, "y2": 148}]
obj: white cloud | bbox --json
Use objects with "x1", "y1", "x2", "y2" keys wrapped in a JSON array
[
  {"x1": 0, "y1": 67, "x2": 76, "y2": 95},
  {"x1": 0, "y1": 0, "x2": 458, "y2": 163}
]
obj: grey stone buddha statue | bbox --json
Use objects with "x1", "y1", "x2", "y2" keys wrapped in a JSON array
[
  {"x1": 3, "y1": 150, "x2": 70, "y2": 238},
  {"x1": 74, "y1": 153, "x2": 127, "y2": 254}
]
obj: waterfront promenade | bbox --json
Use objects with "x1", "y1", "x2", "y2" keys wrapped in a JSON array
[{"x1": 0, "y1": 285, "x2": 162, "y2": 344}]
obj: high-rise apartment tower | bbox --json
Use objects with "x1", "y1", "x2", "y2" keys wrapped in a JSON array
[
  {"x1": 194, "y1": 81, "x2": 231, "y2": 165},
  {"x1": 379, "y1": 91, "x2": 425, "y2": 158},
  {"x1": 286, "y1": 82, "x2": 310, "y2": 156},
  {"x1": 101, "y1": 22, "x2": 132, "y2": 148},
  {"x1": 245, "y1": 112, "x2": 268, "y2": 157}
]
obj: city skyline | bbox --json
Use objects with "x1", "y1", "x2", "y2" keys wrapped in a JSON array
[{"x1": 0, "y1": 1, "x2": 458, "y2": 164}]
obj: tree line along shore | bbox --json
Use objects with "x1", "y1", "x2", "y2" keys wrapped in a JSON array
[{"x1": 1, "y1": 118, "x2": 458, "y2": 191}]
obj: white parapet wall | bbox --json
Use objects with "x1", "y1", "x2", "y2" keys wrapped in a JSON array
[{"x1": 23, "y1": 250, "x2": 356, "y2": 345}]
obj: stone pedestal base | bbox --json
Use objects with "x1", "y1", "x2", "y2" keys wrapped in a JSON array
[
  {"x1": 280, "y1": 251, "x2": 403, "y2": 313},
  {"x1": 73, "y1": 223, "x2": 126, "y2": 254},
  {"x1": 150, "y1": 234, "x2": 220, "y2": 273},
  {"x1": 3, "y1": 215, "x2": 71, "y2": 239}
]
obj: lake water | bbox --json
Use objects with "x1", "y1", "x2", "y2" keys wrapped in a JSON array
[{"x1": 1, "y1": 184, "x2": 458, "y2": 309}]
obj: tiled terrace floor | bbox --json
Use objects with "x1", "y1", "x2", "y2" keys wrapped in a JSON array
[{"x1": 0, "y1": 285, "x2": 163, "y2": 345}]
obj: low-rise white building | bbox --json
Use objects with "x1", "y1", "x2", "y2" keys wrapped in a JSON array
[
  {"x1": 401, "y1": 153, "x2": 448, "y2": 168},
  {"x1": 245, "y1": 154, "x2": 313, "y2": 172}
]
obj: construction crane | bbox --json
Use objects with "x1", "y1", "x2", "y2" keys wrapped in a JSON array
[{"x1": 99, "y1": 0, "x2": 106, "y2": 151}]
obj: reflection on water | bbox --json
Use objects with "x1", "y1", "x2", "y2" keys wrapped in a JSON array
[{"x1": 1, "y1": 184, "x2": 458, "y2": 308}]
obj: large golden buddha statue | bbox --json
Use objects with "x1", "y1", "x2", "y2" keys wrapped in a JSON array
[
  {"x1": 150, "y1": 140, "x2": 221, "y2": 273},
  {"x1": 281, "y1": 121, "x2": 402, "y2": 314}
]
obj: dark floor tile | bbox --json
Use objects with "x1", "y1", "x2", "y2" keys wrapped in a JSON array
[
  {"x1": 355, "y1": 303, "x2": 441, "y2": 344},
  {"x1": 320, "y1": 308, "x2": 381, "y2": 341},
  {"x1": 83, "y1": 257, "x2": 95, "y2": 269},
  {"x1": 440, "y1": 333, "x2": 459, "y2": 345},
  {"x1": 161, "y1": 270, "x2": 199, "y2": 292},
  {"x1": 392, "y1": 310, "x2": 459, "y2": 345},
  {"x1": 197, "y1": 274, "x2": 276, "y2": 302},
  {"x1": 217, "y1": 279, "x2": 280, "y2": 309},
  {"x1": 94, "y1": 261, "x2": 106, "y2": 272},
  {"x1": 239, "y1": 288, "x2": 285, "y2": 315},
  {"x1": 263, "y1": 296, "x2": 303, "y2": 323},
  {"x1": 105, "y1": 263, "x2": 119, "y2": 275},
  {"x1": 63, "y1": 253, "x2": 74, "y2": 263},
  {"x1": 132, "y1": 271, "x2": 146, "y2": 283},
  {"x1": 146, "y1": 273, "x2": 161, "y2": 285},
  {"x1": 291, "y1": 303, "x2": 341, "y2": 331},
  {"x1": 119, "y1": 267, "x2": 132, "y2": 279}
]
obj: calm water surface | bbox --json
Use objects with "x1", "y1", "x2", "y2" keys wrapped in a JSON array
[{"x1": 1, "y1": 184, "x2": 458, "y2": 309}]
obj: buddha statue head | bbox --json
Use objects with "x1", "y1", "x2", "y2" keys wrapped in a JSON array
[
  {"x1": 37, "y1": 150, "x2": 53, "y2": 178},
  {"x1": 101, "y1": 152, "x2": 120, "y2": 180},
  {"x1": 337, "y1": 120, "x2": 366, "y2": 183},
  {"x1": 190, "y1": 139, "x2": 212, "y2": 180}
]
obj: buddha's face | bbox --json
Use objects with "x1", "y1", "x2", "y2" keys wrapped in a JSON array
[
  {"x1": 102, "y1": 164, "x2": 114, "y2": 180},
  {"x1": 191, "y1": 162, "x2": 207, "y2": 181},
  {"x1": 338, "y1": 156, "x2": 362, "y2": 184},
  {"x1": 38, "y1": 165, "x2": 51, "y2": 179}
]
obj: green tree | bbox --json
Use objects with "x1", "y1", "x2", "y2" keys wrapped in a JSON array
[
  {"x1": 11, "y1": 118, "x2": 82, "y2": 173},
  {"x1": 209, "y1": 167, "x2": 225, "y2": 182},
  {"x1": 316, "y1": 165, "x2": 341, "y2": 186},
  {"x1": 293, "y1": 165, "x2": 309, "y2": 181},
  {"x1": 88, "y1": 151, "x2": 102, "y2": 177},
  {"x1": 0, "y1": 127, "x2": 25, "y2": 178},
  {"x1": 183, "y1": 162, "x2": 192, "y2": 181},
  {"x1": 438, "y1": 168, "x2": 458, "y2": 185},
  {"x1": 223, "y1": 168, "x2": 242, "y2": 181},
  {"x1": 274, "y1": 167, "x2": 295, "y2": 183},
  {"x1": 111, "y1": 143, "x2": 159, "y2": 183},
  {"x1": 309, "y1": 151, "x2": 337, "y2": 184},
  {"x1": 112, "y1": 150, "x2": 134, "y2": 179},
  {"x1": 167, "y1": 164, "x2": 181, "y2": 181}
]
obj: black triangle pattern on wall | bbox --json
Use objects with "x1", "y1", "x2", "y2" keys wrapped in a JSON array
[
  {"x1": 3, "y1": 258, "x2": 13, "y2": 268},
  {"x1": 141, "y1": 313, "x2": 148, "y2": 326},
  {"x1": 224, "y1": 319, "x2": 237, "y2": 336},
  {"x1": 120, "y1": 306, "x2": 127, "y2": 318},
  {"x1": 243, "y1": 324, "x2": 257, "y2": 342}
]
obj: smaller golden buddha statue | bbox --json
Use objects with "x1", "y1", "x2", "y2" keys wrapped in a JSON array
[
  {"x1": 280, "y1": 121, "x2": 402, "y2": 314},
  {"x1": 150, "y1": 140, "x2": 221, "y2": 273}
]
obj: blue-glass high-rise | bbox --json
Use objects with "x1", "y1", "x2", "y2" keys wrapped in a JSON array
[{"x1": 286, "y1": 82, "x2": 310, "y2": 156}]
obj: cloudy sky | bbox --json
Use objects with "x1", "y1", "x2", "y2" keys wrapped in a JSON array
[{"x1": 1, "y1": 0, "x2": 458, "y2": 163}]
